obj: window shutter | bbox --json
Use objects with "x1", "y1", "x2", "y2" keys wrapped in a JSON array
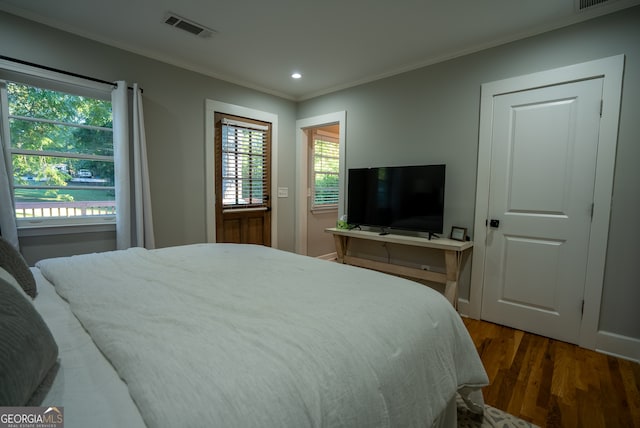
[
  {"x1": 221, "y1": 118, "x2": 268, "y2": 208},
  {"x1": 312, "y1": 133, "x2": 339, "y2": 208}
]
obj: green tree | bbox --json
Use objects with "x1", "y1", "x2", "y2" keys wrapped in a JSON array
[{"x1": 7, "y1": 82, "x2": 113, "y2": 191}]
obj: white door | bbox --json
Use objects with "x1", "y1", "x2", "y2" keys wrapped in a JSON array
[{"x1": 481, "y1": 78, "x2": 603, "y2": 344}]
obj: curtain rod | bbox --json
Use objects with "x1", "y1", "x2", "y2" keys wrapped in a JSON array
[{"x1": 0, "y1": 55, "x2": 142, "y2": 92}]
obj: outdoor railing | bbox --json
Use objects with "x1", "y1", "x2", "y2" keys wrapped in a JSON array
[{"x1": 15, "y1": 201, "x2": 116, "y2": 218}]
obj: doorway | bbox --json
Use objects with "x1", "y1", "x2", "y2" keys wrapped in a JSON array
[
  {"x1": 306, "y1": 124, "x2": 340, "y2": 257},
  {"x1": 470, "y1": 56, "x2": 624, "y2": 349},
  {"x1": 295, "y1": 112, "x2": 346, "y2": 256},
  {"x1": 205, "y1": 100, "x2": 279, "y2": 247},
  {"x1": 481, "y1": 78, "x2": 602, "y2": 344}
]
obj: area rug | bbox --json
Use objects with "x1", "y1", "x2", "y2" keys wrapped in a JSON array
[{"x1": 457, "y1": 396, "x2": 539, "y2": 428}]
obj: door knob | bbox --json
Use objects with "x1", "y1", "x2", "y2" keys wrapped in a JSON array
[{"x1": 489, "y1": 219, "x2": 500, "y2": 228}]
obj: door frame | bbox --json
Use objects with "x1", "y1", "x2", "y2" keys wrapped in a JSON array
[
  {"x1": 469, "y1": 55, "x2": 624, "y2": 350},
  {"x1": 205, "y1": 99, "x2": 279, "y2": 247},
  {"x1": 295, "y1": 111, "x2": 346, "y2": 255}
]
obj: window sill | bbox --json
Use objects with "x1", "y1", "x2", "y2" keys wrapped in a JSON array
[
  {"x1": 310, "y1": 206, "x2": 338, "y2": 214},
  {"x1": 17, "y1": 221, "x2": 116, "y2": 237}
]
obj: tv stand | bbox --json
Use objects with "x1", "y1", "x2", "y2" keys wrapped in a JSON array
[{"x1": 325, "y1": 228, "x2": 473, "y2": 309}]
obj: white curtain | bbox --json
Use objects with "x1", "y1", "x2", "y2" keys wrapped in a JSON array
[
  {"x1": 132, "y1": 83, "x2": 155, "y2": 249},
  {"x1": 0, "y1": 112, "x2": 19, "y2": 248},
  {"x1": 112, "y1": 81, "x2": 155, "y2": 250}
]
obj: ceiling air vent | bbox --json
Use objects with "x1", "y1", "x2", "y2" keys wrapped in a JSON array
[
  {"x1": 576, "y1": 0, "x2": 612, "y2": 11},
  {"x1": 164, "y1": 13, "x2": 216, "y2": 38}
]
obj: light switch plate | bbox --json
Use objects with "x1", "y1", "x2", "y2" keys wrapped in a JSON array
[{"x1": 277, "y1": 187, "x2": 289, "y2": 198}]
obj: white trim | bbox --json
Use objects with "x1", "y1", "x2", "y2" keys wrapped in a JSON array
[
  {"x1": 460, "y1": 301, "x2": 639, "y2": 363},
  {"x1": 0, "y1": 68, "x2": 118, "y2": 236},
  {"x1": 295, "y1": 111, "x2": 346, "y2": 255},
  {"x1": 596, "y1": 331, "x2": 640, "y2": 363},
  {"x1": 0, "y1": 58, "x2": 113, "y2": 99},
  {"x1": 457, "y1": 298, "x2": 470, "y2": 316},
  {"x1": 310, "y1": 206, "x2": 338, "y2": 215},
  {"x1": 17, "y1": 222, "x2": 115, "y2": 236},
  {"x1": 470, "y1": 55, "x2": 624, "y2": 352},
  {"x1": 204, "y1": 100, "x2": 278, "y2": 247},
  {"x1": 18, "y1": 216, "x2": 115, "y2": 229}
]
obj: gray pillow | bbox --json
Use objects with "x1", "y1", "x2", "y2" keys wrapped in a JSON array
[
  {"x1": 0, "y1": 275, "x2": 58, "y2": 406},
  {"x1": 0, "y1": 237, "x2": 37, "y2": 298}
]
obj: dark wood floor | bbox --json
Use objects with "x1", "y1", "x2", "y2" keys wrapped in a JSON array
[{"x1": 462, "y1": 318, "x2": 640, "y2": 428}]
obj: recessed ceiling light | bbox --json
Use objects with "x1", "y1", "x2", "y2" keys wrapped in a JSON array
[{"x1": 291, "y1": 72, "x2": 302, "y2": 79}]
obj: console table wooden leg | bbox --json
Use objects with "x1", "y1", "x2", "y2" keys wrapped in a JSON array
[
  {"x1": 444, "y1": 250, "x2": 461, "y2": 310},
  {"x1": 333, "y1": 235, "x2": 348, "y2": 263},
  {"x1": 444, "y1": 281, "x2": 458, "y2": 309}
]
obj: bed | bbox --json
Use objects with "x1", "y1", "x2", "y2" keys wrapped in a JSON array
[{"x1": 1, "y1": 242, "x2": 488, "y2": 427}]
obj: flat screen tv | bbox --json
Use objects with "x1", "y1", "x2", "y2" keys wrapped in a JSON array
[{"x1": 347, "y1": 164, "x2": 445, "y2": 237}]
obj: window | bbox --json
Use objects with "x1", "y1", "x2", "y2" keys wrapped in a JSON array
[
  {"x1": 1, "y1": 79, "x2": 115, "y2": 227},
  {"x1": 219, "y1": 116, "x2": 270, "y2": 209},
  {"x1": 311, "y1": 131, "x2": 339, "y2": 210}
]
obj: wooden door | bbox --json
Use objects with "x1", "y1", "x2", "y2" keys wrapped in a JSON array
[
  {"x1": 481, "y1": 78, "x2": 603, "y2": 344},
  {"x1": 214, "y1": 113, "x2": 271, "y2": 246}
]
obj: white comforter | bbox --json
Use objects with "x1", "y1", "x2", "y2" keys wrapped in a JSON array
[{"x1": 37, "y1": 244, "x2": 488, "y2": 428}]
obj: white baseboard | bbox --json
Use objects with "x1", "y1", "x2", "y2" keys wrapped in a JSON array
[
  {"x1": 457, "y1": 298, "x2": 472, "y2": 318},
  {"x1": 596, "y1": 330, "x2": 640, "y2": 363},
  {"x1": 457, "y1": 299, "x2": 639, "y2": 363}
]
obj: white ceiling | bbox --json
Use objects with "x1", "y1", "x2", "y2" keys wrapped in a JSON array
[{"x1": 1, "y1": 0, "x2": 638, "y2": 100}]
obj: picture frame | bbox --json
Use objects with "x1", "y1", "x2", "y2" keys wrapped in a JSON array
[{"x1": 450, "y1": 226, "x2": 467, "y2": 242}]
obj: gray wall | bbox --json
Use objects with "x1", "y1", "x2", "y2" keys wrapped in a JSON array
[
  {"x1": 0, "y1": 11, "x2": 298, "y2": 259},
  {"x1": 2, "y1": 7, "x2": 639, "y2": 341},
  {"x1": 297, "y1": 6, "x2": 640, "y2": 339},
  {"x1": 307, "y1": 210, "x2": 337, "y2": 257}
]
